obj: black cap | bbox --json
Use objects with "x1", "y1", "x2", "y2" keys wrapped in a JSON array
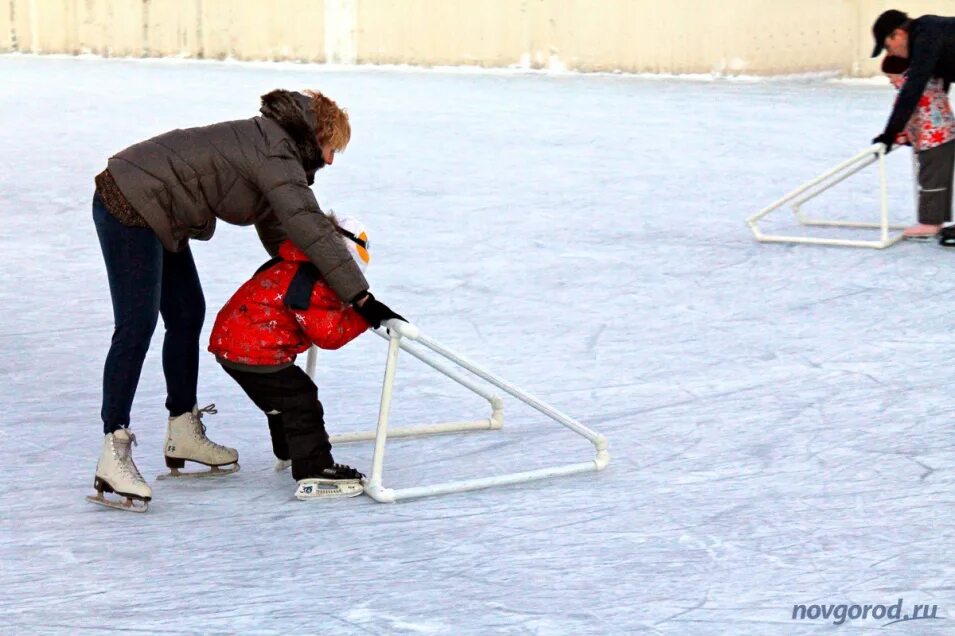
[{"x1": 871, "y1": 10, "x2": 909, "y2": 57}]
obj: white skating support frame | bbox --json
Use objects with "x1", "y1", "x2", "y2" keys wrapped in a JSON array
[
  {"x1": 305, "y1": 321, "x2": 609, "y2": 502},
  {"x1": 746, "y1": 143, "x2": 906, "y2": 249}
]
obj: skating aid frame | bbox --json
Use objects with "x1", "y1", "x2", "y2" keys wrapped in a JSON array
[
  {"x1": 304, "y1": 320, "x2": 609, "y2": 502},
  {"x1": 746, "y1": 143, "x2": 907, "y2": 249}
]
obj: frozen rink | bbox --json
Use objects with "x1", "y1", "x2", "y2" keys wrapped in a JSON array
[{"x1": 2, "y1": 54, "x2": 954, "y2": 634}]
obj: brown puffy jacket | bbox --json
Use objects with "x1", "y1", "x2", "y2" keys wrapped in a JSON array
[{"x1": 104, "y1": 90, "x2": 368, "y2": 303}]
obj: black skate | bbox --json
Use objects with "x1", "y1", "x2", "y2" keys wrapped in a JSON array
[{"x1": 294, "y1": 464, "x2": 365, "y2": 501}]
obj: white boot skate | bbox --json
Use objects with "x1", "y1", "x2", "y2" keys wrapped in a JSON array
[
  {"x1": 86, "y1": 428, "x2": 152, "y2": 512},
  {"x1": 158, "y1": 404, "x2": 239, "y2": 479},
  {"x1": 294, "y1": 464, "x2": 365, "y2": 501}
]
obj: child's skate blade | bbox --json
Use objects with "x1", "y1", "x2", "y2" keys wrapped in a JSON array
[{"x1": 295, "y1": 478, "x2": 363, "y2": 501}]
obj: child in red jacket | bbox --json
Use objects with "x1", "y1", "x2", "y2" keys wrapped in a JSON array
[{"x1": 209, "y1": 216, "x2": 372, "y2": 500}]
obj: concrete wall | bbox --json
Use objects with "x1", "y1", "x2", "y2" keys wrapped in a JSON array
[{"x1": 4, "y1": 0, "x2": 955, "y2": 76}]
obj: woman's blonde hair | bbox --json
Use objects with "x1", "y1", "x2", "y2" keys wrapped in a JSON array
[{"x1": 306, "y1": 90, "x2": 351, "y2": 152}]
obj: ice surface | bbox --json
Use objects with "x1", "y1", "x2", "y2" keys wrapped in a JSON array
[{"x1": 1, "y1": 55, "x2": 953, "y2": 634}]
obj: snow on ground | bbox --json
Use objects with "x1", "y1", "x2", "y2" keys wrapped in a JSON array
[{"x1": 1, "y1": 54, "x2": 953, "y2": 634}]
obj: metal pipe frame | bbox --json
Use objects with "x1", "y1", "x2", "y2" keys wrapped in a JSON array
[
  {"x1": 316, "y1": 330, "x2": 506, "y2": 446},
  {"x1": 344, "y1": 320, "x2": 609, "y2": 503},
  {"x1": 746, "y1": 143, "x2": 906, "y2": 249}
]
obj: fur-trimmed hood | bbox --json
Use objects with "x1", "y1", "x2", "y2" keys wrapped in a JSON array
[{"x1": 260, "y1": 90, "x2": 324, "y2": 183}]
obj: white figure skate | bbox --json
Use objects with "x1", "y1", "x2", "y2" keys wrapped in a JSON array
[
  {"x1": 86, "y1": 428, "x2": 152, "y2": 512},
  {"x1": 294, "y1": 464, "x2": 365, "y2": 501},
  {"x1": 158, "y1": 404, "x2": 239, "y2": 479}
]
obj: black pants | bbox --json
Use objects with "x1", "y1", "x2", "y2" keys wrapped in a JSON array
[
  {"x1": 93, "y1": 192, "x2": 203, "y2": 433},
  {"x1": 915, "y1": 140, "x2": 955, "y2": 225},
  {"x1": 222, "y1": 364, "x2": 334, "y2": 480}
]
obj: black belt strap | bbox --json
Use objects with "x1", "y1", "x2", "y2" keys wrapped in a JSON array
[{"x1": 253, "y1": 256, "x2": 319, "y2": 310}]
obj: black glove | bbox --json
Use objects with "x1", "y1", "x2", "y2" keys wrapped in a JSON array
[
  {"x1": 354, "y1": 292, "x2": 406, "y2": 329},
  {"x1": 872, "y1": 133, "x2": 894, "y2": 153}
]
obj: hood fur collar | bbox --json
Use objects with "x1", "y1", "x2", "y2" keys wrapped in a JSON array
[{"x1": 260, "y1": 90, "x2": 324, "y2": 182}]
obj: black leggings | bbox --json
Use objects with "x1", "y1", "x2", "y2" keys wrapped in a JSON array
[{"x1": 93, "y1": 192, "x2": 204, "y2": 433}]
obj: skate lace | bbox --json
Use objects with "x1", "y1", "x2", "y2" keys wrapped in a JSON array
[
  {"x1": 330, "y1": 463, "x2": 365, "y2": 480},
  {"x1": 112, "y1": 430, "x2": 147, "y2": 485},
  {"x1": 192, "y1": 403, "x2": 228, "y2": 451}
]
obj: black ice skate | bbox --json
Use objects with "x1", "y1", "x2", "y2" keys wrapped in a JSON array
[{"x1": 294, "y1": 464, "x2": 365, "y2": 501}]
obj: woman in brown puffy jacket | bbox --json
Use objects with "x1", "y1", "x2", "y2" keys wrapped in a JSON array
[{"x1": 87, "y1": 89, "x2": 403, "y2": 512}]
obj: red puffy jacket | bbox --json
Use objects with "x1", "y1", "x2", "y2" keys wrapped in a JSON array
[{"x1": 209, "y1": 240, "x2": 369, "y2": 367}]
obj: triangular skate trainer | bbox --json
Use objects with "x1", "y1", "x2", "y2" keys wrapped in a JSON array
[
  {"x1": 303, "y1": 320, "x2": 609, "y2": 503},
  {"x1": 747, "y1": 143, "x2": 906, "y2": 249}
]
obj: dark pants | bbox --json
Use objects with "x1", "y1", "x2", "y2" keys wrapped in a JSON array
[
  {"x1": 915, "y1": 140, "x2": 955, "y2": 225},
  {"x1": 93, "y1": 192, "x2": 205, "y2": 434},
  {"x1": 221, "y1": 364, "x2": 334, "y2": 480}
]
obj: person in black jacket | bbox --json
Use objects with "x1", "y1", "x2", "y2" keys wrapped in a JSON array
[{"x1": 871, "y1": 10, "x2": 955, "y2": 151}]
